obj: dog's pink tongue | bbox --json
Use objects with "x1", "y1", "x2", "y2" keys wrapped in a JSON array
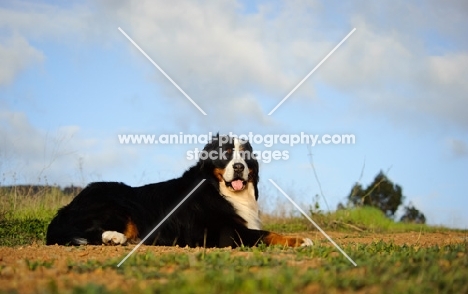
[{"x1": 231, "y1": 180, "x2": 244, "y2": 191}]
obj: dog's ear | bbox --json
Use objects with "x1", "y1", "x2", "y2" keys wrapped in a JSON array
[
  {"x1": 197, "y1": 133, "x2": 220, "y2": 170},
  {"x1": 251, "y1": 156, "x2": 260, "y2": 200},
  {"x1": 203, "y1": 133, "x2": 221, "y2": 151},
  {"x1": 244, "y1": 141, "x2": 260, "y2": 200}
]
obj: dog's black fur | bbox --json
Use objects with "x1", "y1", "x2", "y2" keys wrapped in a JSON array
[{"x1": 46, "y1": 135, "x2": 308, "y2": 247}]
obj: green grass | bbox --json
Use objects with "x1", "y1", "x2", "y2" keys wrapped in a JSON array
[
  {"x1": 0, "y1": 186, "x2": 73, "y2": 246},
  {"x1": 1, "y1": 186, "x2": 467, "y2": 293},
  {"x1": 37, "y1": 242, "x2": 466, "y2": 293},
  {"x1": 0, "y1": 218, "x2": 50, "y2": 246},
  {"x1": 332, "y1": 206, "x2": 438, "y2": 232},
  {"x1": 0, "y1": 185, "x2": 72, "y2": 221},
  {"x1": 263, "y1": 206, "x2": 451, "y2": 234}
]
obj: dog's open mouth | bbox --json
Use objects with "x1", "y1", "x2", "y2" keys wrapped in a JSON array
[{"x1": 226, "y1": 179, "x2": 246, "y2": 191}]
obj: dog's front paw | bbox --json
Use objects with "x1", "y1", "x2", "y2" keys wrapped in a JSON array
[
  {"x1": 300, "y1": 238, "x2": 313, "y2": 247},
  {"x1": 264, "y1": 233, "x2": 313, "y2": 247},
  {"x1": 102, "y1": 231, "x2": 127, "y2": 245}
]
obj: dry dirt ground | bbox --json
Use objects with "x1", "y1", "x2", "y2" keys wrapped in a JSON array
[{"x1": 0, "y1": 231, "x2": 466, "y2": 293}]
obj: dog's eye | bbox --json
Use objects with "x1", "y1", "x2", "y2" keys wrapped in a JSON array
[{"x1": 226, "y1": 148, "x2": 232, "y2": 154}]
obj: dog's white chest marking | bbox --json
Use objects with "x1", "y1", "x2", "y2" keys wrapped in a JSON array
[{"x1": 220, "y1": 182, "x2": 261, "y2": 230}]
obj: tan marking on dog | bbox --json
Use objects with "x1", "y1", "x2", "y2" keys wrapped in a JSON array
[
  {"x1": 213, "y1": 168, "x2": 225, "y2": 182},
  {"x1": 248, "y1": 168, "x2": 256, "y2": 182},
  {"x1": 263, "y1": 232, "x2": 311, "y2": 247},
  {"x1": 123, "y1": 219, "x2": 139, "y2": 242}
]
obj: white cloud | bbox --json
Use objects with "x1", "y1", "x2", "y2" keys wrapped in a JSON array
[
  {"x1": 2, "y1": 0, "x2": 465, "y2": 130},
  {"x1": 0, "y1": 109, "x2": 140, "y2": 185},
  {"x1": 0, "y1": 34, "x2": 44, "y2": 85},
  {"x1": 0, "y1": 2, "x2": 106, "y2": 43},
  {"x1": 1, "y1": 0, "x2": 468, "y2": 184},
  {"x1": 311, "y1": 6, "x2": 468, "y2": 131},
  {"x1": 95, "y1": 0, "x2": 467, "y2": 131},
  {"x1": 1, "y1": 0, "x2": 467, "y2": 130},
  {"x1": 105, "y1": 0, "x2": 297, "y2": 125},
  {"x1": 0, "y1": 1, "x2": 110, "y2": 87}
]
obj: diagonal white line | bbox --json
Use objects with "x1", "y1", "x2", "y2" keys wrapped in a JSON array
[
  {"x1": 269, "y1": 179, "x2": 357, "y2": 267},
  {"x1": 117, "y1": 179, "x2": 206, "y2": 267},
  {"x1": 268, "y1": 28, "x2": 356, "y2": 115},
  {"x1": 118, "y1": 27, "x2": 207, "y2": 115}
]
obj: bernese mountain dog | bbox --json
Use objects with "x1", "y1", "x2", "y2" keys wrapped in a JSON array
[{"x1": 46, "y1": 134, "x2": 312, "y2": 248}]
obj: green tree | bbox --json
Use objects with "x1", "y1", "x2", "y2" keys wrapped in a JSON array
[
  {"x1": 348, "y1": 171, "x2": 404, "y2": 219},
  {"x1": 400, "y1": 203, "x2": 426, "y2": 224}
]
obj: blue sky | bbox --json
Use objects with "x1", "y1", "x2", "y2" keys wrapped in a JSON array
[{"x1": 1, "y1": 0, "x2": 467, "y2": 228}]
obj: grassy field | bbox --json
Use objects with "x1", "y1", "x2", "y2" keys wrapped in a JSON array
[{"x1": 0, "y1": 187, "x2": 467, "y2": 293}]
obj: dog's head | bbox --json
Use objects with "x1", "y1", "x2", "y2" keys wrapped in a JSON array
[{"x1": 199, "y1": 134, "x2": 259, "y2": 199}]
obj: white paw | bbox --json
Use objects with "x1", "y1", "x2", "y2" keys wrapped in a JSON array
[
  {"x1": 301, "y1": 238, "x2": 313, "y2": 247},
  {"x1": 102, "y1": 231, "x2": 127, "y2": 245}
]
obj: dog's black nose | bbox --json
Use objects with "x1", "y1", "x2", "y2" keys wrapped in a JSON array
[{"x1": 233, "y1": 163, "x2": 244, "y2": 173}]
